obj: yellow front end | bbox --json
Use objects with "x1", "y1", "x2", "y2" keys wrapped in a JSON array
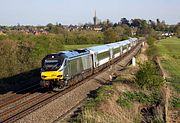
[{"x1": 41, "y1": 71, "x2": 63, "y2": 81}]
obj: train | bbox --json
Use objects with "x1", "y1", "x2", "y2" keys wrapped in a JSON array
[{"x1": 40, "y1": 38, "x2": 139, "y2": 90}]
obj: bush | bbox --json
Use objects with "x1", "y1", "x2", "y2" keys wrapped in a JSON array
[
  {"x1": 117, "y1": 91, "x2": 162, "y2": 108},
  {"x1": 135, "y1": 62, "x2": 164, "y2": 90},
  {"x1": 171, "y1": 96, "x2": 180, "y2": 109},
  {"x1": 147, "y1": 36, "x2": 156, "y2": 46}
]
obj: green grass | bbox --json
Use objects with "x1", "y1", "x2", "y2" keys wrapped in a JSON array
[
  {"x1": 156, "y1": 37, "x2": 180, "y2": 76},
  {"x1": 156, "y1": 37, "x2": 180, "y2": 110},
  {"x1": 156, "y1": 38, "x2": 180, "y2": 90},
  {"x1": 85, "y1": 85, "x2": 113, "y2": 109},
  {"x1": 64, "y1": 44, "x2": 99, "y2": 50},
  {"x1": 171, "y1": 96, "x2": 180, "y2": 109},
  {"x1": 117, "y1": 91, "x2": 161, "y2": 109}
]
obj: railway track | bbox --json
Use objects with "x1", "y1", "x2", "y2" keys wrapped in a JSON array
[
  {"x1": 0, "y1": 83, "x2": 40, "y2": 101},
  {"x1": 0, "y1": 76, "x2": 94, "y2": 123},
  {"x1": 0, "y1": 84, "x2": 41, "y2": 109},
  {"x1": 0, "y1": 42, "x2": 143, "y2": 123}
]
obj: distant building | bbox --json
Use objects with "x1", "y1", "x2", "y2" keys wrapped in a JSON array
[{"x1": 161, "y1": 32, "x2": 174, "y2": 37}]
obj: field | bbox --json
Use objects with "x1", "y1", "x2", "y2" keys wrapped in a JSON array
[
  {"x1": 156, "y1": 37, "x2": 180, "y2": 77},
  {"x1": 156, "y1": 37, "x2": 180, "y2": 115}
]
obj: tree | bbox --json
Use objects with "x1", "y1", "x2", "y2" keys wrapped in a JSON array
[
  {"x1": 176, "y1": 25, "x2": 180, "y2": 38},
  {"x1": 120, "y1": 18, "x2": 130, "y2": 26},
  {"x1": 155, "y1": 19, "x2": 167, "y2": 31},
  {"x1": 114, "y1": 26, "x2": 125, "y2": 37},
  {"x1": 149, "y1": 20, "x2": 156, "y2": 29},
  {"x1": 131, "y1": 19, "x2": 142, "y2": 28},
  {"x1": 103, "y1": 28, "x2": 119, "y2": 43}
]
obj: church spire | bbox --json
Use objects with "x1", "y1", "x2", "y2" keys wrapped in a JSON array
[
  {"x1": 93, "y1": 10, "x2": 97, "y2": 26},
  {"x1": 95, "y1": 10, "x2": 96, "y2": 17}
]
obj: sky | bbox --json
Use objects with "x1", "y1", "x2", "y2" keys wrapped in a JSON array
[{"x1": 0, "y1": 0, "x2": 180, "y2": 26}]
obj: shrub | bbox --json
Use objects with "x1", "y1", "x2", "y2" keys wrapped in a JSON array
[
  {"x1": 117, "y1": 91, "x2": 162, "y2": 109},
  {"x1": 147, "y1": 36, "x2": 156, "y2": 46},
  {"x1": 135, "y1": 62, "x2": 164, "y2": 90},
  {"x1": 171, "y1": 96, "x2": 180, "y2": 109}
]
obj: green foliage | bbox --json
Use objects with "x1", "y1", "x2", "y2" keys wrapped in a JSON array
[
  {"x1": 65, "y1": 31, "x2": 104, "y2": 45},
  {"x1": 85, "y1": 85, "x2": 113, "y2": 109},
  {"x1": 146, "y1": 36, "x2": 159, "y2": 58},
  {"x1": 0, "y1": 33, "x2": 65, "y2": 79},
  {"x1": 116, "y1": 96, "x2": 132, "y2": 109},
  {"x1": 133, "y1": 116, "x2": 141, "y2": 123},
  {"x1": 117, "y1": 91, "x2": 162, "y2": 109},
  {"x1": 175, "y1": 25, "x2": 180, "y2": 38},
  {"x1": 0, "y1": 35, "x2": 7, "y2": 40},
  {"x1": 135, "y1": 62, "x2": 164, "y2": 90},
  {"x1": 171, "y1": 96, "x2": 180, "y2": 109},
  {"x1": 147, "y1": 45, "x2": 158, "y2": 59},
  {"x1": 147, "y1": 36, "x2": 156, "y2": 46},
  {"x1": 103, "y1": 28, "x2": 119, "y2": 43},
  {"x1": 64, "y1": 44, "x2": 98, "y2": 50}
]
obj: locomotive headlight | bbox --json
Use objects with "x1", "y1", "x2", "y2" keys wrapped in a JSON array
[
  {"x1": 57, "y1": 75, "x2": 62, "y2": 77},
  {"x1": 41, "y1": 75, "x2": 47, "y2": 78}
]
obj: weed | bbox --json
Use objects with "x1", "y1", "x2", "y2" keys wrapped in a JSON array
[
  {"x1": 116, "y1": 96, "x2": 132, "y2": 109},
  {"x1": 171, "y1": 96, "x2": 180, "y2": 109},
  {"x1": 117, "y1": 91, "x2": 162, "y2": 109},
  {"x1": 84, "y1": 85, "x2": 113, "y2": 109},
  {"x1": 135, "y1": 61, "x2": 164, "y2": 90}
]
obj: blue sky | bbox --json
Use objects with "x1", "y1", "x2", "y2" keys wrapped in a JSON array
[{"x1": 0, "y1": 0, "x2": 180, "y2": 25}]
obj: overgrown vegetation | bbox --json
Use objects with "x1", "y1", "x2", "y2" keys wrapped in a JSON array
[
  {"x1": 171, "y1": 96, "x2": 180, "y2": 109},
  {"x1": 117, "y1": 91, "x2": 162, "y2": 109},
  {"x1": 135, "y1": 61, "x2": 164, "y2": 90},
  {"x1": 84, "y1": 85, "x2": 113, "y2": 110},
  {"x1": 0, "y1": 34, "x2": 64, "y2": 79},
  {"x1": 146, "y1": 36, "x2": 158, "y2": 59}
]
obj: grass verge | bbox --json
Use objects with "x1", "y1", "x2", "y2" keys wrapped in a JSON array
[{"x1": 117, "y1": 91, "x2": 162, "y2": 109}]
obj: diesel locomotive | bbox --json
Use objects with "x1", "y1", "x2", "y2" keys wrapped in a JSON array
[{"x1": 40, "y1": 38, "x2": 139, "y2": 90}]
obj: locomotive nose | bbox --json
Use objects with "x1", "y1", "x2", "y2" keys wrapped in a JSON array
[{"x1": 41, "y1": 71, "x2": 63, "y2": 80}]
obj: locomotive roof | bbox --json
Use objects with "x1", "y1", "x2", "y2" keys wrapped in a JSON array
[
  {"x1": 59, "y1": 49, "x2": 90, "y2": 58},
  {"x1": 130, "y1": 38, "x2": 138, "y2": 41}
]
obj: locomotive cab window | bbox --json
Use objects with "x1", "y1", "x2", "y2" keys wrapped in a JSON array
[{"x1": 42, "y1": 58, "x2": 64, "y2": 71}]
